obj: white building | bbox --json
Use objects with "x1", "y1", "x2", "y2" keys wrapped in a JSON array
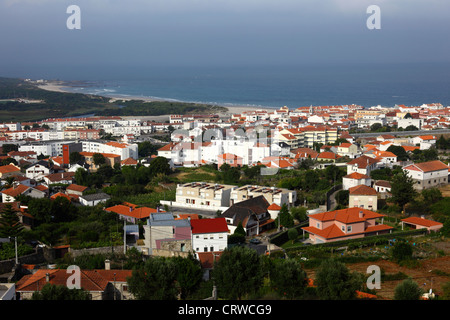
[
  {"x1": 403, "y1": 160, "x2": 449, "y2": 190},
  {"x1": 191, "y1": 217, "x2": 229, "y2": 254}
]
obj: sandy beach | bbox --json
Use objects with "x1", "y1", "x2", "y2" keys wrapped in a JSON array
[{"x1": 37, "y1": 80, "x2": 277, "y2": 117}]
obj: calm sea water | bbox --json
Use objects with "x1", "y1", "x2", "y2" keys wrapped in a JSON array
[{"x1": 51, "y1": 63, "x2": 450, "y2": 109}]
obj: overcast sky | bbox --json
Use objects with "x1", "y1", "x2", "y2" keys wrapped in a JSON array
[{"x1": 1, "y1": 0, "x2": 449, "y2": 77}]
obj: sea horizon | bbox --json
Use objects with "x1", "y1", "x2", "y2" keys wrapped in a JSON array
[{"x1": 10, "y1": 62, "x2": 450, "y2": 110}]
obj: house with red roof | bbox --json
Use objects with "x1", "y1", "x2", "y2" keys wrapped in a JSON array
[
  {"x1": 0, "y1": 164, "x2": 21, "y2": 179},
  {"x1": 105, "y1": 202, "x2": 162, "y2": 224},
  {"x1": 15, "y1": 268, "x2": 133, "y2": 300},
  {"x1": 337, "y1": 142, "x2": 359, "y2": 158},
  {"x1": 346, "y1": 155, "x2": 379, "y2": 176},
  {"x1": 401, "y1": 216, "x2": 443, "y2": 232},
  {"x1": 191, "y1": 217, "x2": 229, "y2": 255},
  {"x1": 342, "y1": 172, "x2": 372, "y2": 190},
  {"x1": 302, "y1": 207, "x2": 393, "y2": 244},
  {"x1": 218, "y1": 153, "x2": 243, "y2": 168},
  {"x1": 348, "y1": 185, "x2": 378, "y2": 211},
  {"x1": 403, "y1": 160, "x2": 449, "y2": 190}
]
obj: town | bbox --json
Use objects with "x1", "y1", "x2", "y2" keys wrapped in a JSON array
[{"x1": 0, "y1": 100, "x2": 449, "y2": 301}]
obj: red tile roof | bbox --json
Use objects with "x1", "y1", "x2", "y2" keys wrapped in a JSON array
[
  {"x1": 344, "y1": 172, "x2": 370, "y2": 180},
  {"x1": 309, "y1": 207, "x2": 385, "y2": 224},
  {"x1": 191, "y1": 217, "x2": 229, "y2": 234},
  {"x1": 66, "y1": 184, "x2": 88, "y2": 193},
  {"x1": 0, "y1": 164, "x2": 21, "y2": 174},
  {"x1": 401, "y1": 217, "x2": 443, "y2": 228},
  {"x1": 1, "y1": 184, "x2": 30, "y2": 198},
  {"x1": 404, "y1": 160, "x2": 448, "y2": 173},
  {"x1": 349, "y1": 185, "x2": 377, "y2": 195}
]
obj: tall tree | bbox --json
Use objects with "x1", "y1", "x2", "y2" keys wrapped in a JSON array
[
  {"x1": 127, "y1": 256, "x2": 178, "y2": 300},
  {"x1": 0, "y1": 203, "x2": 24, "y2": 237},
  {"x1": 314, "y1": 258, "x2": 360, "y2": 300},
  {"x1": 270, "y1": 258, "x2": 307, "y2": 299},
  {"x1": 277, "y1": 204, "x2": 294, "y2": 228},
  {"x1": 389, "y1": 170, "x2": 417, "y2": 214},
  {"x1": 173, "y1": 254, "x2": 203, "y2": 300},
  {"x1": 212, "y1": 246, "x2": 264, "y2": 300}
]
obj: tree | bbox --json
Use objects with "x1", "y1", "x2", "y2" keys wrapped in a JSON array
[
  {"x1": 387, "y1": 145, "x2": 409, "y2": 162},
  {"x1": 212, "y1": 246, "x2": 264, "y2": 300},
  {"x1": 270, "y1": 258, "x2": 307, "y2": 299},
  {"x1": 441, "y1": 281, "x2": 450, "y2": 300},
  {"x1": 277, "y1": 204, "x2": 294, "y2": 228},
  {"x1": 370, "y1": 123, "x2": 382, "y2": 132},
  {"x1": 304, "y1": 170, "x2": 320, "y2": 191},
  {"x1": 290, "y1": 206, "x2": 307, "y2": 222},
  {"x1": 149, "y1": 156, "x2": 172, "y2": 176},
  {"x1": 404, "y1": 125, "x2": 419, "y2": 131},
  {"x1": 394, "y1": 279, "x2": 423, "y2": 300},
  {"x1": 173, "y1": 254, "x2": 203, "y2": 300},
  {"x1": 127, "y1": 256, "x2": 178, "y2": 300},
  {"x1": 287, "y1": 228, "x2": 298, "y2": 244},
  {"x1": 421, "y1": 188, "x2": 443, "y2": 206},
  {"x1": 92, "y1": 153, "x2": 106, "y2": 166},
  {"x1": 391, "y1": 240, "x2": 413, "y2": 262},
  {"x1": 31, "y1": 283, "x2": 91, "y2": 300},
  {"x1": 69, "y1": 151, "x2": 83, "y2": 164},
  {"x1": 0, "y1": 202, "x2": 24, "y2": 237},
  {"x1": 389, "y1": 171, "x2": 417, "y2": 214},
  {"x1": 314, "y1": 258, "x2": 359, "y2": 300}
]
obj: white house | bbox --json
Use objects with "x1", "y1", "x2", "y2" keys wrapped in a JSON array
[
  {"x1": 191, "y1": 217, "x2": 229, "y2": 254},
  {"x1": 79, "y1": 193, "x2": 111, "y2": 206},
  {"x1": 403, "y1": 160, "x2": 449, "y2": 190}
]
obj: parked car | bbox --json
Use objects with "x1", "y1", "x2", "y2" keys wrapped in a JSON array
[{"x1": 249, "y1": 238, "x2": 261, "y2": 245}]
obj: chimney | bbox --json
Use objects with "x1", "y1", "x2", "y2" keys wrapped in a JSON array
[
  {"x1": 420, "y1": 215, "x2": 425, "y2": 219},
  {"x1": 46, "y1": 273, "x2": 50, "y2": 282},
  {"x1": 105, "y1": 259, "x2": 111, "y2": 270},
  {"x1": 359, "y1": 211, "x2": 364, "y2": 218}
]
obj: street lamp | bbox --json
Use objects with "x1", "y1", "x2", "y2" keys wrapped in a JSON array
[{"x1": 9, "y1": 236, "x2": 18, "y2": 265}]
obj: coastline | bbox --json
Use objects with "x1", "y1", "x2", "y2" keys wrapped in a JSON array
[{"x1": 36, "y1": 81, "x2": 277, "y2": 117}]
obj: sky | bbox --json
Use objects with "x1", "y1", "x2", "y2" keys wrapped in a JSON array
[{"x1": 0, "y1": 0, "x2": 450, "y2": 78}]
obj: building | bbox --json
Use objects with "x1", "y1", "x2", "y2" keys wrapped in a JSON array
[
  {"x1": 14, "y1": 268, "x2": 133, "y2": 300},
  {"x1": 218, "y1": 153, "x2": 243, "y2": 168},
  {"x1": 348, "y1": 185, "x2": 378, "y2": 211},
  {"x1": 79, "y1": 193, "x2": 111, "y2": 206},
  {"x1": 229, "y1": 185, "x2": 296, "y2": 208},
  {"x1": 403, "y1": 160, "x2": 449, "y2": 190},
  {"x1": 220, "y1": 195, "x2": 274, "y2": 236},
  {"x1": 174, "y1": 182, "x2": 235, "y2": 210},
  {"x1": 191, "y1": 217, "x2": 229, "y2": 254},
  {"x1": 346, "y1": 155, "x2": 379, "y2": 176},
  {"x1": 143, "y1": 212, "x2": 192, "y2": 256},
  {"x1": 342, "y1": 172, "x2": 372, "y2": 191},
  {"x1": 302, "y1": 207, "x2": 393, "y2": 244},
  {"x1": 105, "y1": 202, "x2": 160, "y2": 224},
  {"x1": 0, "y1": 164, "x2": 22, "y2": 179},
  {"x1": 401, "y1": 216, "x2": 443, "y2": 232}
]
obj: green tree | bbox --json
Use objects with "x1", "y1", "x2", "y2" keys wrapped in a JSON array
[
  {"x1": 391, "y1": 240, "x2": 413, "y2": 262},
  {"x1": 304, "y1": 170, "x2": 320, "y2": 191},
  {"x1": 314, "y1": 258, "x2": 359, "y2": 300},
  {"x1": 173, "y1": 254, "x2": 203, "y2": 300},
  {"x1": 290, "y1": 206, "x2": 307, "y2": 222},
  {"x1": 387, "y1": 145, "x2": 409, "y2": 162},
  {"x1": 270, "y1": 258, "x2": 307, "y2": 299},
  {"x1": 31, "y1": 283, "x2": 91, "y2": 300},
  {"x1": 421, "y1": 188, "x2": 443, "y2": 206},
  {"x1": 69, "y1": 151, "x2": 83, "y2": 164},
  {"x1": 287, "y1": 228, "x2": 298, "y2": 244},
  {"x1": 149, "y1": 156, "x2": 172, "y2": 176},
  {"x1": 441, "y1": 281, "x2": 450, "y2": 300},
  {"x1": 212, "y1": 246, "x2": 264, "y2": 300},
  {"x1": 394, "y1": 279, "x2": 423, "y2": 300},
  {"x1": 277, "y1": 204, "x2": 294, "y2": 228},
  {"x1": 127, "y1": 256, "x2": 178, "y2": 300},
  {"x1": 0, "y1": 202, "x2": 24, "y2": 237},
  {"x1": 92, "y1": 153, "x2": 106, "y2": 166},
  {"x1": 389, "y1": 171, "x2": 417, "y2": 214}
]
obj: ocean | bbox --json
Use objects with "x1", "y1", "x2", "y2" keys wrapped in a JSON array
[{"x1": 47, "y1": 62, "x2": 450, "y2": 109}]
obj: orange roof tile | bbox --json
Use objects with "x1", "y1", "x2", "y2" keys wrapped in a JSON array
[
  {"x1": 401, "y1": 217, "x2": 443, "y2": 228},
  {"x1": 349, "y1": 185, "x2": 377, "y2": 195}
]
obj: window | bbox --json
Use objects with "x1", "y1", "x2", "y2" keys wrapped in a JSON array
[
  {"x1": 204, "y1": 247, "x2": 208, "y2": 252},
  {"x1": 316, "y1": 222, "x2": 320, "y2": 228},
  {"x1": 210, "y1": 246, "x2": 214, "y2": 252},
  {"x1": 341, "y1": 225, "x2": 345, "y2": 232},
  {"x1": 347, "y1": 226, "x2": 352, "y2": 233}
]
